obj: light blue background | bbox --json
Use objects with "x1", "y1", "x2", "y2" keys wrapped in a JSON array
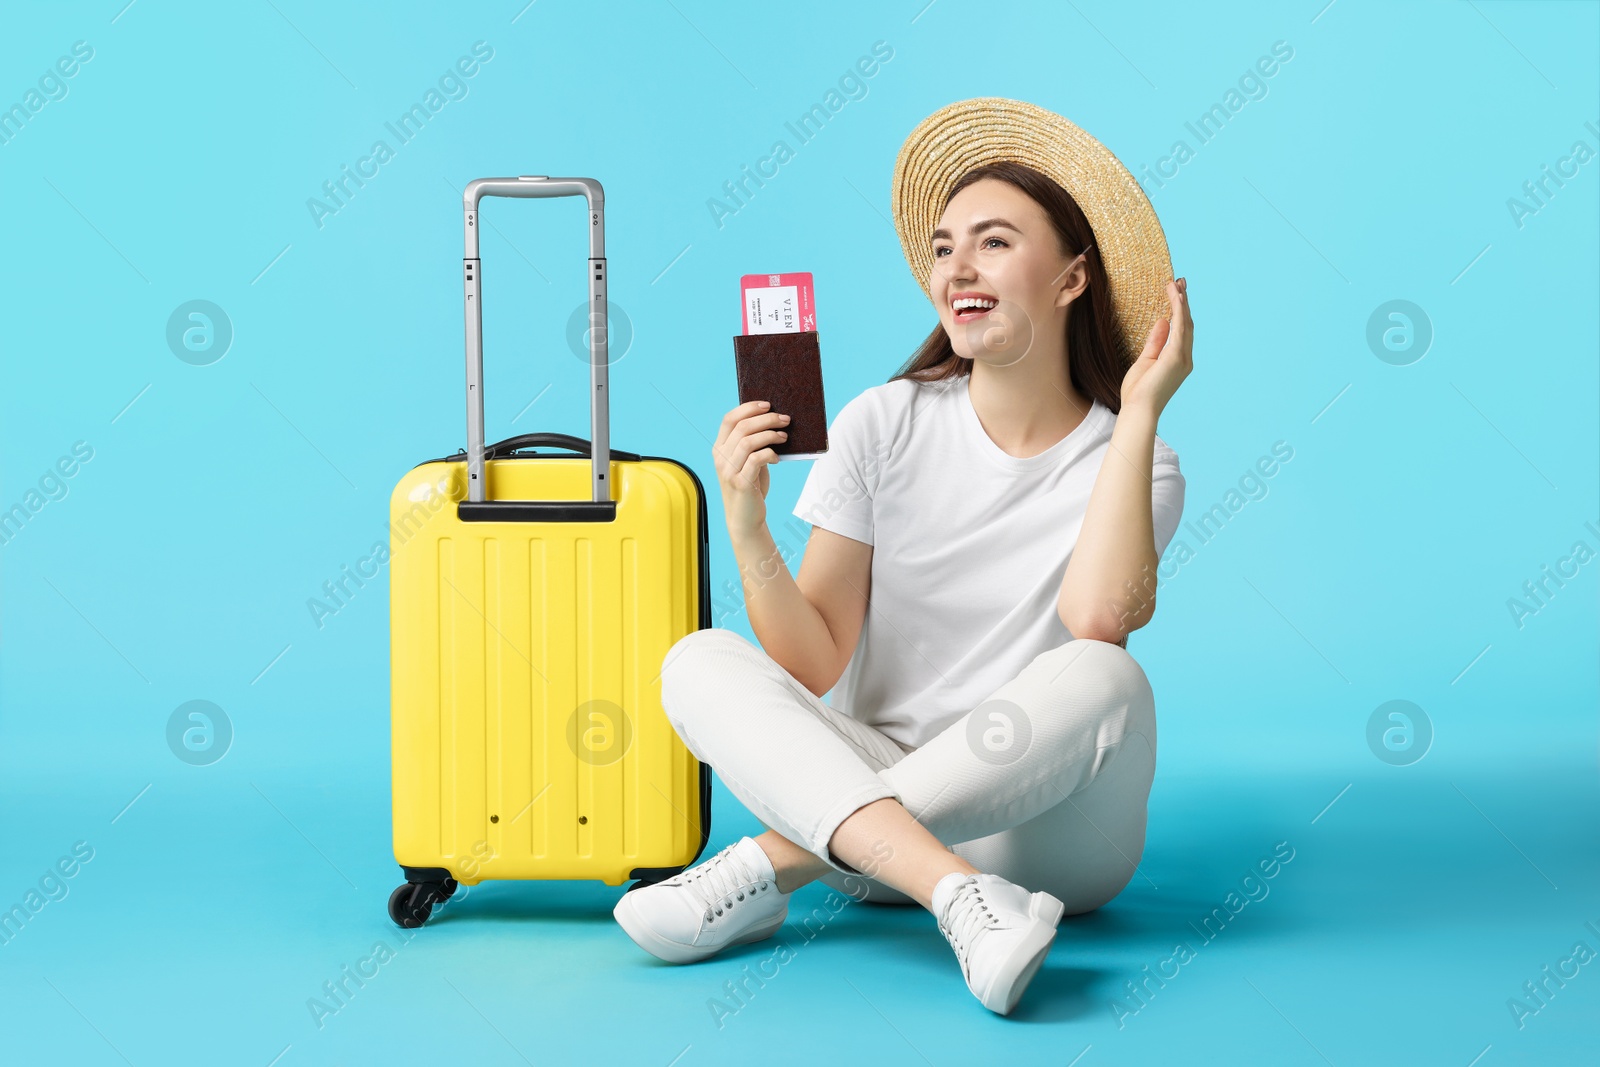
[{"x1": 2, "y1": 1, "x2": 1595, "y2": 1063}]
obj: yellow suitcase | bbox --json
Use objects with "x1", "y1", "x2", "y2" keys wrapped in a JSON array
[{"x1": 386, "y1": 176, "x2": 712, "y2": 928}]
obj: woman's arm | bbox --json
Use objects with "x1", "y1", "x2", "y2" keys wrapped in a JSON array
[
  {"x1": 734, "y1": 523, "x2": 870, "y2": 696},
  {"x1": 1057, "y1": 277, "x2": 1192, "y2": 644},
  {"x1": 1056, "y1": 403, "x2": 1161, "y2": 644}
]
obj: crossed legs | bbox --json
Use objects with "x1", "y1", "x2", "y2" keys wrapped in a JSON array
[{"x1": 659, "y1": 628, "x2": 1157, "y2": 914}]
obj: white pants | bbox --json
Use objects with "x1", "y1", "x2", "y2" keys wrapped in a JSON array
[{"x1": 659, "y1": 628, "x2": 1157, "y2": 914}]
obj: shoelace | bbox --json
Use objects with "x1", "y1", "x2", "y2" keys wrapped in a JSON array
[
  {"x1": 676, "y1": 844, "x2": 772, "y2": 924},
  {"x1": 939, "y1": 879, "x2": 999, "y2": 975}
]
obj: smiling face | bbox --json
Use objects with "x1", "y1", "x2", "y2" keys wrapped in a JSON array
[{"x1": 930, "y1": 177, "x2": 1089, "y2": 367}]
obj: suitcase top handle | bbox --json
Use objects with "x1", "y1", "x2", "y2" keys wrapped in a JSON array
[
  {"x1": 483, "y1": 432, "x2": 639, "y2": 463},
  {"x1": 461, "y1": 176, "x2": 611, "y2": 512}
]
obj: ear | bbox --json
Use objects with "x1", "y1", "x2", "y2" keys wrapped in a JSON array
[{"x1": 1053, "y1": 252, "x2": 1090, "y2": 310}]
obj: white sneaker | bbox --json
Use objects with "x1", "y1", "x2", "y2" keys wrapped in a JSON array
[
  {"x1": 931, "y1": 871, "x2": 1066, "y2": 1015},
  {"x1": 613, "y1": 836, "x2": 792, "y2": 964}
]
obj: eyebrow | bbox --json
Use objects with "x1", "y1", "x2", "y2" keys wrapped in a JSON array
[{"x1": 930, "y1": 218, "x2": 1022, "y2": 244}]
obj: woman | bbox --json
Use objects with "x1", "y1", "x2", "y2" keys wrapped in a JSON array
[{"x1": 614, "y1": 98, "x2": 1192, "y2": 1017}]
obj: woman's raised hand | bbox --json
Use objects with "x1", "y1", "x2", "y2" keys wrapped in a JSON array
[
  {"x1": 713, "y1": 400, "x2": 791, "y2": 537},
  {"x1": 1121, "y1": 276, "x2": 1192, "y2": 419}
]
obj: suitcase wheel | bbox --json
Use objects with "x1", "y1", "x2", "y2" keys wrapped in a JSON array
[
  {"x1": 623, "y1": 873, "x2": 674, "y2": 894},
  {"x1": 387, "y1": 877, "x2": 458, "y2": 928}
]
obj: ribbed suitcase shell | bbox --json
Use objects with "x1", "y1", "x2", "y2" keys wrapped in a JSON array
[{"x1": 389, "y1": 448, "x2": 711, "y2": 888}]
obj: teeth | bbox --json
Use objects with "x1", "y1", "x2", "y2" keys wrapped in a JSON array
[{"x1": 953, "y1": 297, "x2": 997, "y2": 311}]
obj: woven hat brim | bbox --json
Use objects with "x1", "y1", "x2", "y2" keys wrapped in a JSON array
[{"x1": 891, "y1": 97, "x2": 1172, "y2": 367}]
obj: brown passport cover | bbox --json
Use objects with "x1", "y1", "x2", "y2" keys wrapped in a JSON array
[{"x1": 732, "y1": 331, "x2": 828, "y2": 457}]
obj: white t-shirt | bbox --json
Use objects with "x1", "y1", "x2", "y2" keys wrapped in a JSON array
[{"x1": 790, "y1": 373, "x2": 1185, "y2": 751}]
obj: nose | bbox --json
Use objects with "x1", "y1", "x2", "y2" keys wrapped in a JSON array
[{"x1": 935, "y1": 242, "x2": 976, "y2": 289}]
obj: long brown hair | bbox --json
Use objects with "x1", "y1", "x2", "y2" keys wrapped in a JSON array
[{"x1": 888, "y1": 160, "x2": 1127, "y2": 415}]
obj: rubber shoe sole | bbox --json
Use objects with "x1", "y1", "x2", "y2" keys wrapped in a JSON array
[{"x1": 613, "y1": 892, "x2": 788, "y2": 965}]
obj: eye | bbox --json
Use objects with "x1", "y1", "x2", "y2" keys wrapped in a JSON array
[{"x1": 932, "y1": 237, "x2": 1008, "y2": 257}]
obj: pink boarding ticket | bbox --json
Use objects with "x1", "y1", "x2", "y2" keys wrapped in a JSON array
[{"x1": 740, "y1": 272, "x2": 816, "y2": 334}]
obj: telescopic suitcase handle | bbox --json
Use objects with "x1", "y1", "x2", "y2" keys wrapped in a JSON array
[{"x1": 459, "y1": 176, "x2": 614, "y2": 523}]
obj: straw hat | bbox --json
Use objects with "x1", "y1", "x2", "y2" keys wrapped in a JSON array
[{"x1": 891, "y1": 96, "x2": 1173, "y2": 367}]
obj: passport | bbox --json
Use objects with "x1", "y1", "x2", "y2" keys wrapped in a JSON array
[{"x1": 734, "y1": 272, "x2": 827, "y2": 461}]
